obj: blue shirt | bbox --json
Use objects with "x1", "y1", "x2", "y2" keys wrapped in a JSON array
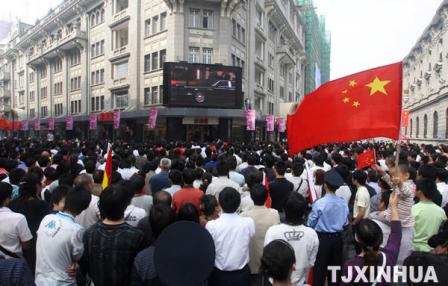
[
  {"x1": 149, "y1": 171, "x2": 170, "y2": 194},
  {"x1": 307, "y1": 193, "x2": 349, "y2": 233}
]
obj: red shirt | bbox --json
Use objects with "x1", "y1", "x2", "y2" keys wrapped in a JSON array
[{"x1": 172, "y1": 187, "x2": 204, "y2": 213}]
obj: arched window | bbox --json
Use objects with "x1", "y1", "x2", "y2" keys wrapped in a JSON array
[
  {"x1": 101, "y1": 9, "x2": 105, "y2": 23},
  {"x1": 416, "y1": 117, "x2": 420, "y2": 138},
  {"x1": 423, "y1": 114, "x2": 428, "y2": 138},
  {"x1": 433, "y1": 111, "x2": 438, "y2": 138},
  {"x1": 446, "y1": 108, "x2": 448, "y2": 138},
  {"x1": 91, "y1": 14, "x2": 95, "y2": 26},
  {"x1": 410, "y1": 118, "x2": 413, "y2": 137}
]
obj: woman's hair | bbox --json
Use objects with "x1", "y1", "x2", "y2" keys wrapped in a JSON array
[
  {"x1": 200, "y1": 195, "x2": 218, "y2": 217},
  {"x1": 355, "y1": 219, "x2": 383, "y2": 266},
  {"x1": 314, "y1": 169, "x2": 325, "y2": 185},
  {"x1": 18, "y1": 172, "x2": 40, "y2": 200},
  {"x1": 260, "y1": 240, "x2": 296, "y2": 282}
]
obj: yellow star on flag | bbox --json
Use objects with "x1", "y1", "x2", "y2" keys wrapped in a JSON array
[
  {"x1": 365, "y1": 77, "x2": 391, "y2": 96},
  {"x1": 343, "y1": 97, "x2": 350, "y2": 103},
  {"x1": 349, "y1": 80, "x2": 357, "y2": 87},
  {"x1": 353, "y1": 101, "x2": 360, "y2": 107}
]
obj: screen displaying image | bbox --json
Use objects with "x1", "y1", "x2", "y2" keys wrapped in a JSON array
[{"x1": 163, "y1": 62, "x2": 243, "y2": 109}]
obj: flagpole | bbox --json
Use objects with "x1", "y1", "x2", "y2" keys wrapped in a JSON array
[{"x1": 394, "y1": 73, "x2": 404, "y2": 176}]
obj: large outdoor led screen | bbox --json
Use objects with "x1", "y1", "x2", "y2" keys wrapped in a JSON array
[{"x1": 163, "y1": 62, "x2": 243, "y2": 109}]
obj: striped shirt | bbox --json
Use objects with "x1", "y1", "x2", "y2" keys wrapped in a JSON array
[{"x1": 378, "y1": 175, "x2": 415, "y2": 228}]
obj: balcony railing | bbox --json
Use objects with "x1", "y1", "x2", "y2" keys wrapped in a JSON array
[{"x1": 110, "y1": 9, "x2": 130, "y2": 27}]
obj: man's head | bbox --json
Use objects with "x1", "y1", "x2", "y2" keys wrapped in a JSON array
[
  {"x1": 154, "y1": 190, "x2": 172, "y2": 206},
  {"x1": 150, "y1": 204, "x2": 175, "y2": 239},
  {"x1": 74, "y1": 174, "x2": 94, "y2": 193},
  {"x1": 160, "y1": 158, "x2": 172, "y2": 171},
  {"x1": 216, "y1": 160, "x2": 230, "y2": 177},
  {"x1": 130, "y1": 174, "x2": 145, "y2": 195},
  {"x1": 0, "y1": 182, "x2": 13, "y2": 207},
  {"x1": 352, "y1": 170, "x2": 367, "y2": 187},
  {"x1": 274, "y1": 161, "x2": 287, "y2": 177},
  {"x1": 323, "y1": 169, "x2": 345, "y2": 193},
  {"x1": 250, "y1": 184, "x2": 267, "y2": 206},
  {"x1": 283, "y1": 192, "x2": 306, "y2": 225},
  {"x1": 99, "y1": 184, "x2": 130, "y2": 221},
  {"x1": 182, "y1": 168, "x2": 196, "y2": 185},
  {"x1": 219, "y1": 187, "x2": 240, "y2": 214},
  {"x1": 416, "y1": 178, "x2": 438, "y2": 201},
  {"x1": 291, "y1": 162, "x2": 304, "y2": 177},
  {"x1": 169, "y1": 170, "x2": 183, "y2": 186},
  {"x1": 51, "y1": 185, "x2": 70, "y2": 212},
  {"x1": 64, "y1": 187, "x2": 91, "y2": 216}
]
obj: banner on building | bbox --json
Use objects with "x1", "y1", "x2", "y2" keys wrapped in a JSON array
[
  {"x1": 113, "y1": 111, "x2": 120, "y2": 129},
  {"x1": 266, "y1": 115, "x2": 275, "y2": 132},
  {"x1": 245, "y1": 109, "x2": 256, "y2": 131},
  {"x1": 147, "y1": 107, "x2": 158, "y2": 129},
  {"x1": 66, "y1": 116, "x2": 73, "y2": 131},
  {"x1": 277, "y1": 117, "x2": 286, "y2": 133},
  {"x1": 89, "y1": 113, "x2": 97, "y2": 130},
  {"x1": 98, "y1": 112, "x2": 114, "y2": 122},
  {"x1": 47, "y1": 117, "x2": 55, "y2": 131},
  {"x1": 34, "y1": 119, "x2": 41, "y2": 131},
  {"x1": 21, "y1": 120, "x2": 29, "y2": 131},
  {"x1": 401, "y1": 109, "x2": 410, "y2": 128}
]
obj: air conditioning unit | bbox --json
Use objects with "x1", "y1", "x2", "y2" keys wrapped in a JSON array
[{"x1": 424, "y1": 71, "x2": 431, "y2": 79}]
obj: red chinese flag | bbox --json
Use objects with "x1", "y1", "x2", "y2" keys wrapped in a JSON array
[
  {"x1": 357, "y1": 149, "x2": 376, "y2": 170},
  {"x1": 287, "y1": 62, "x2": 402, "y2": 155}
]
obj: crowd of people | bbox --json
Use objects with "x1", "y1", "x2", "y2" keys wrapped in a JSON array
[{"x1": 0, "y1": 138, "x2": 447, "y2": 286}]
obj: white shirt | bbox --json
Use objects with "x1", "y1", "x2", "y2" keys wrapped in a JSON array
[
  {"x1": 206, "y1": 176, "x2": 240, "y2": 198},
  {"x1": 265, "y1": 224, "x2": 319, "y2": 285},
  {"x1": 206, "y1": 213, "x2": 255, "y2": 271},
  {"x1": 163, "y1": 185, "x2": 182, "y2": 197},
  {"x1": 35, "y1": 212, "x2": 84, "y2": 286},
  {"x1": 76, "y1": 195, "x2": 100, "y2": 229},
  {"x1": 229, "y1": 171, "x2": 245, "y2": 187},
  {"x1": 240, "y1": 192, "x2": 254, "y2": 213},
  {"x1": 285, "y1": 174, "x2": 308, "y2": 198},
  {"x1": 131, "y1": 195, "x2": 153, "y2": 215},
  {"x1": 0, "y1": 207, "x2": 32, "y2": 257},
  {"x1": 117, "y1": 167, "x2": 139, "y2": 180},
  {"x1": 124, "y1": 205, "x2": 146, "y2": 227},
  {"x1": 335, "y1": 185, "x2": 352, "y2": 204},
  {"x1": 437, "y1": 182, "x2": 448, "y2": 208}
]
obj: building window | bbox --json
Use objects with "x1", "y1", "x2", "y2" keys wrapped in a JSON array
[
  {"x1": 190, "y1": 9, "x2": 200, "y2": 28},
  {"x1": 145, "y1": 19, "x2": 151, "y2": 37},
  {"x1": 268, "y1": 102, "x2": 274, "y2": 114},
  {"x1": 280, "y1": 86, "x2": 284, "y2": 98},
  {"x1": 151, "y1": 86, "x2": 159, "y2": 104},
  {"x1": 41, "y1": 106, "x2": 48, "y2": 118},
  {"x1": 241, "y1": 27, "x2": 246, "y2": 43},
  {"x1": 70, "y1": 100, "x2": 82, "y2": 114},
  {"x1": 40, "y1": 87, "x2": 47, "y2": 99},
  {"x1": 268, "y1": 53, "x2": 274, "y2": 68},
  {"x1": 416, "y1": 116, "x2": 420, "y2": 138},
  {"x1": 152, "y1": 16, "x2": 159, "y2": 34},
  {"x1": 232, "y1": 19, "x2": 237, "y2": 37},
  {"x1": 70, "y1": 76, "x2": 81, "y2": 91},
  {"x1": 159, "y1": 49, "x2": 166, "y2": 69},
  {"x1": 114, "y1": 90, "x2": 128, "y2": 108},
  {"x1": 144, "y1": 88, "x2": 151, "y2": 105},
  {"x1": 116, "y1": 0, "x2": 128, "y2": 13},
  {"x1": 91, "y1": 69, "x2": 105, "y2": 85},
  {"x1": 70, "y1": 49, "x2": 81, "y2": 66},
  {"x1": 144, "y1": 54, "x2": 151, "y2": 72},
  {"x1": 160, "y1": 12, "x2": 167, "y2": 31},
  {"x1": 255, "y1": 70, "x2": 264, "y2": 86},
  {"x1": 256, "y1": 9, "x2": 263, "y2": 28},
  {"x1": 115, "y1": 61, "x2": 128, "y2": 79},
  {"x1": 29, "y1": 72, "x2": 34, "y2": 83},
  {"x1": 203, "y1": 10, "x2": 213, "y2": 29},
  {"x1": 152, "y1": 52, "x2": 159, "y2": 71},
  {"x1": 433, "y1": 111, "x2": 438, "y2": 138},
  {"x1": 29, "y1": 91, "x2": 35, "y2": 102},
  {"x1": 53, "y1": 59, "x2": 62, "y2": 73},
  {"x1": 410, "y1": 118, "x2": 413, "y2": 137},
  {"x1": 40, "y1": 67, "x2": 47, "y2": 79},
  {"x1": 54, "y1": 82, "x2": 63, "y2": 95},
  {"x1": 268, "y1": 78, "x2": 274, "y2": 92},
  {"x1": 203, "y1": 48, "x2": 213, "y2": 64},
  {"x1": 54, "y1": 103, "x2": 63, "y2": 117},
  {"x1": 423, "y1": 114, "x2": 428, "y2": 138},
  {"x1": 30, "y1": 108, "x2": 35, "y2": 119},
  {"x1": 91, "y1": 96, "x2": 105, "y2": 112},
  {"x1": 189, "y1": 47, "x2": 200, "y2": 63}
]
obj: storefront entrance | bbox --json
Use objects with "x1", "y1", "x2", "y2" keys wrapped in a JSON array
[{"x1": 186, "y1": 125, "x2": 218, "y2": 142}]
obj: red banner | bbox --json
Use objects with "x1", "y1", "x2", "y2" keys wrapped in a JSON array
[{"x1": 401, "y1": 109, "x2": 410, "y2": 127}]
